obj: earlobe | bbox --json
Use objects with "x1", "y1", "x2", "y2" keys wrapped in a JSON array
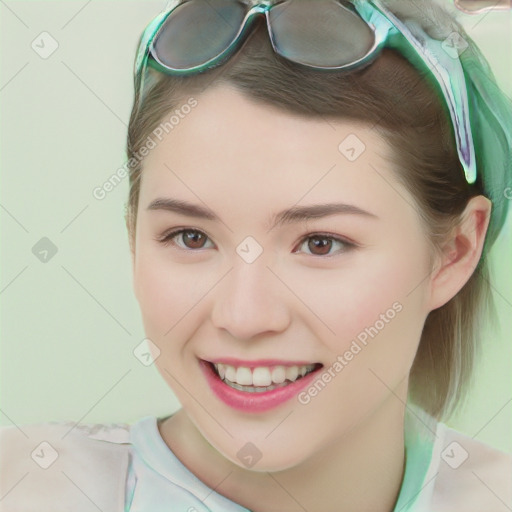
[{"x1": 427, "y1": 195, "x2": 492, "y2": 311}]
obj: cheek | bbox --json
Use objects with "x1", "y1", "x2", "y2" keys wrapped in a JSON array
[
  {"x1": 133, "y1": 248, "x2": 200, "y2": 336},
  {"x1": 291, "y1": 249, "x2": 429, "y2": 424},
  {"x1": 286, "y1": 244, "x2": 429, "y2": 358}
]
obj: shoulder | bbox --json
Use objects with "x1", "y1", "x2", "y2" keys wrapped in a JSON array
[
  {"x1": 431, "y1": 423, "x2": 512, "y2": 512},
  {"x1": 0, "y1": 419, "x2": 132, "y2": 512}
]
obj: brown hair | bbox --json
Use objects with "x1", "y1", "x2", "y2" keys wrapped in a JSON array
[{"x1": 125, "y1": 1, "x2": 496, "y2": 421}]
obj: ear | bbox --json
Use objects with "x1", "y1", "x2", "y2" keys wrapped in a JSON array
[{"x1": 427, "y1": 195, "x2": 492, "y2": 312}]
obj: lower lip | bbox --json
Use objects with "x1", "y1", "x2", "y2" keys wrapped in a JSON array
[{"x1": 199, "y1": 359, "x2": 323, "y2": 413}]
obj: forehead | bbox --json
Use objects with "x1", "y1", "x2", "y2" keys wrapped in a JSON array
[{"x1": 139, "y1": 84, "x2": 404, "y2": 219}]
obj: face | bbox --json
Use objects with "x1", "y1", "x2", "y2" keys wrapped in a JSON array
[{"x1": 131, "y1": 84, "x2": 434, "y2": 471}]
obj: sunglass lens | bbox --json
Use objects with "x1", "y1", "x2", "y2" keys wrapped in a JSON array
[
  {"x1": 269, "y1": 0, "x2": 375, "y2": 68},
  {"x1": 152, "y1": 0, "x2": 247, "y2": 70}
]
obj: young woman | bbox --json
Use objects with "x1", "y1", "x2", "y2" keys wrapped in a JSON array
[{"x1": 1, "y1": 1, "x2": 511, "y2": 511}]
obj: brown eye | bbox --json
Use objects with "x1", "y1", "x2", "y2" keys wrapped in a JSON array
[
  {"x1": 306, "y1": 236, "x2": 333, "y2": 256},
  {"x1": 159, "y1": 229, "x2": 213, "y2": 250},
  {"x1": 157, "y1": 229, "x2": 354, "y2": 257},
  {"x1": 181, "y1": 230, "x2": 208, "y2": 249},
  {"x1": 296, "y1": 234, "x2": 354, "y2": 257}
]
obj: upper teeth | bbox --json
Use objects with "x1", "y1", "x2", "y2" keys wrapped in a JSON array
[{"x1": 214, "y1": 363, "x2": 316, "y2": 387}]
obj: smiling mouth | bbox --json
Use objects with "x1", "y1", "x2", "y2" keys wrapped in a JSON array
[{"x1": 205, "y1": 360, "x2": 323, "y2": 393}]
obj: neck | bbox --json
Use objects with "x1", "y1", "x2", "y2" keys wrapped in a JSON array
[{"x1": 159, "y1": 384, "x2": 407, "y2": 512}]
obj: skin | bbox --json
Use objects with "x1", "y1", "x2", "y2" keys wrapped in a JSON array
[{"x1": 128, "y1": 84, "x2": 491, "y2": 512}]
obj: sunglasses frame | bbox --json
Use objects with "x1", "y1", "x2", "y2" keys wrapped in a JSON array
[{"x1": 134, "y1": 0, "x2": 477, "y2": 184}]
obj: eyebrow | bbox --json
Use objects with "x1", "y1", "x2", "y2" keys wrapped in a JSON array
[{"x1": 146, "y1": 197, "x2": 378, "y2": 230}]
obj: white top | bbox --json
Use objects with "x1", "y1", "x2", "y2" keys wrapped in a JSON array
[{"x1": 1, "y1": 405, "x2": 511, "y2": 511}]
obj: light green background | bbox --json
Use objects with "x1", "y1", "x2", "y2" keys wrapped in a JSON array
[{"x1": 1, "y1": 2, "x2": 511, "y2": 454}]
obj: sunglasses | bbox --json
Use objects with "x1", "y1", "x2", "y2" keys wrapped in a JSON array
[{"x1": 135, "y1": 0, "x2": 477, "y2": 184}]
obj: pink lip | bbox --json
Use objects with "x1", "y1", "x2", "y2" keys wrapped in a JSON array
[{"x1": 199, "y1": 359, "x2": 323, "y2": 413}]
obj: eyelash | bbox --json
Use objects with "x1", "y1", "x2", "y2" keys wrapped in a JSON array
[{"x1": 155, "y1": 228, "x2": 356, "y2": 258}]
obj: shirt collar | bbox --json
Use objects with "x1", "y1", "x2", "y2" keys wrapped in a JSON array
[{"x1": 130, "y1": 402, "x2": 440, "y2": 512}]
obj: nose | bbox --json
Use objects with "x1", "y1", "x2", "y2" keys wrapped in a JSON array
[{"x1": 211, "y1": 256, "x2": 291, "y2": 341}]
